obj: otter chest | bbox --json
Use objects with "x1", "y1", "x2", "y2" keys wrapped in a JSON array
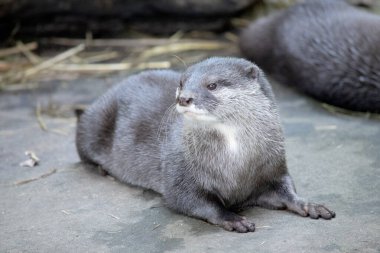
[{"x1": 187, "y1": 125, "x2": 256, "y2": 204}]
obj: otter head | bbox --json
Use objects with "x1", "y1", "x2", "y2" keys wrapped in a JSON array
[{"x1": 176, "y1": 57, "x2": 270, "y2": 125}]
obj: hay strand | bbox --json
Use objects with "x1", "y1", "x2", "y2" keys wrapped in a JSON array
[{"x1": 0, "y1": 42, "x2": 38, "y2": 58}]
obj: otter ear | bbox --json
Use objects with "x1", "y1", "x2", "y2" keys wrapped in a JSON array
[{"x1": 245, "y1": 65, "x2": 258, "y2": 80}]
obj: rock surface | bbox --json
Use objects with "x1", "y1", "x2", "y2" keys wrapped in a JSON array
[{"x1": 1, "y1": 68, "x2": 379, "y2": 252}]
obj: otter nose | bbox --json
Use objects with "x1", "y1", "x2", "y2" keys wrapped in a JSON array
[{"x1": 178, "y1": 97, "x2": 193, "y2": 107}]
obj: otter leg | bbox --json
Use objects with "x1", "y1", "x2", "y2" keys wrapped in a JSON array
[
  {"x1": 256, "y1": 175, "x2": 336, "y2": 219},
  {"x1": 164, "y1": 188, "x2": 255, "y2": 233}
]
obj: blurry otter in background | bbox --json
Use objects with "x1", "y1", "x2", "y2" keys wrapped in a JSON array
[{"x1": 239, "y1": 0, "x2": 380, "y2": 113}]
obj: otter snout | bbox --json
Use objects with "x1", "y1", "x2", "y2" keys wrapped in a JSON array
[{"x1": 178, "y1": 97, "x2": 193, "y2": 107}]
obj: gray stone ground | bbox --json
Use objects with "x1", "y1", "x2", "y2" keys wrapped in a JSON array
[{"x1": 0, "y1": 70, "x2": 379, "y2": 253}]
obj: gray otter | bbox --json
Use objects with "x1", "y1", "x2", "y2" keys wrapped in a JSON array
[
  {"x1": 76, "y1": 57, "x2": 335, "y2": 233},
  {"x1": 239, "y1": 0, "x2": 380, "y2": 113}
]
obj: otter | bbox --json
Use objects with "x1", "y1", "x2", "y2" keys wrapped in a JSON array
[
  {"x1": 76, "y1": 57, "x2": 335, "y2": 233},
  {"x1": 239, "y1": 0, "x2": 380, "y2": 113}
]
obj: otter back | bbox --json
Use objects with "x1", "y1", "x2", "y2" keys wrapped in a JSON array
[{"x1": 76, "y1": 70, "x2": 181, "y2": 193}]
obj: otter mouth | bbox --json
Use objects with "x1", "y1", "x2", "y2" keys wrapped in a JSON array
[
  {"x1": 176, "y1": 104, "x2": 207, "y2": 115},
  {"x1": 176, "y1": 104, "x2": 218, "y2": 122}
]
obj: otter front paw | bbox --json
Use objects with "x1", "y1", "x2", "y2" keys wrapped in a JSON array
[
  {"x1": 290, "y1": 201, "x2": 335, "y2": 220},
  {"x1": 222, "y1": 217, "x2": 255, "y2": 233},
  {"x1": 303, "y1": 203, "x2": 336, "y2": 219}
]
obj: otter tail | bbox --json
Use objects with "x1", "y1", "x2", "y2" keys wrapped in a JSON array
[
  {"x1": 74, "y1": 107, "x2": 85, "y2": 119},
  {"x1": 75, "y1": 88, "x2": 118, "y2": 167}
]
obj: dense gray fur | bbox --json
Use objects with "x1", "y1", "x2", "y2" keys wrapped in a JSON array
[
  {"x1": 239, "y1": 0, "x2": 380, "y2": 113},
  {"x1": 76, "y1": 57, "x2": 335, "y2": 233}
]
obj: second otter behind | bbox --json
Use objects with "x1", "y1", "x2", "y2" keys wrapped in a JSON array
[{"x1": 240, "y1": 0, "x2": 380, "y2": 113}]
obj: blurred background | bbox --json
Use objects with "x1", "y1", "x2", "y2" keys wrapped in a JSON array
[{"x1": 1, "y1": 0, "x2": 379, "y2": 93}]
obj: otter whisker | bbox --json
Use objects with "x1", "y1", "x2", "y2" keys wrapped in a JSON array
[{"x1": 156, "y1": 103, "x2": 176, "y2": 142}]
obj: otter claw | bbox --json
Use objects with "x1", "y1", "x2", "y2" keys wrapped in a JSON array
[
  {"x1": 222, "y1": 218, "x2": 255, "y2": 233},
  {"x1": 305, "y1": 203, "x2": 336, "y2": 220}
]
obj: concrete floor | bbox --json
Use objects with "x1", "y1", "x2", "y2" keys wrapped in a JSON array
[{"x1": 1, "y1": 72, "x2": 379, "y2": 253}]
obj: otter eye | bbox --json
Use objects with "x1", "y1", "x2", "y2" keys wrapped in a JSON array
[
  {"x1": 179, "y1": 80, "x2": 183, "y2": 89},
  {"x1": 207, "y1": 83, "x2": 217, "y2": 90}
]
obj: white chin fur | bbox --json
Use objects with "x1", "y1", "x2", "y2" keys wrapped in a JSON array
[
  {"x1": 177, "y1": 104, "x2": 239, "y2": 152},
  {"x1": 214, "y1": 123, "x2": 239, "y2": 153},
  {"x1": 176, "y1": 104, "x2": 218, "y2": 122}
]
